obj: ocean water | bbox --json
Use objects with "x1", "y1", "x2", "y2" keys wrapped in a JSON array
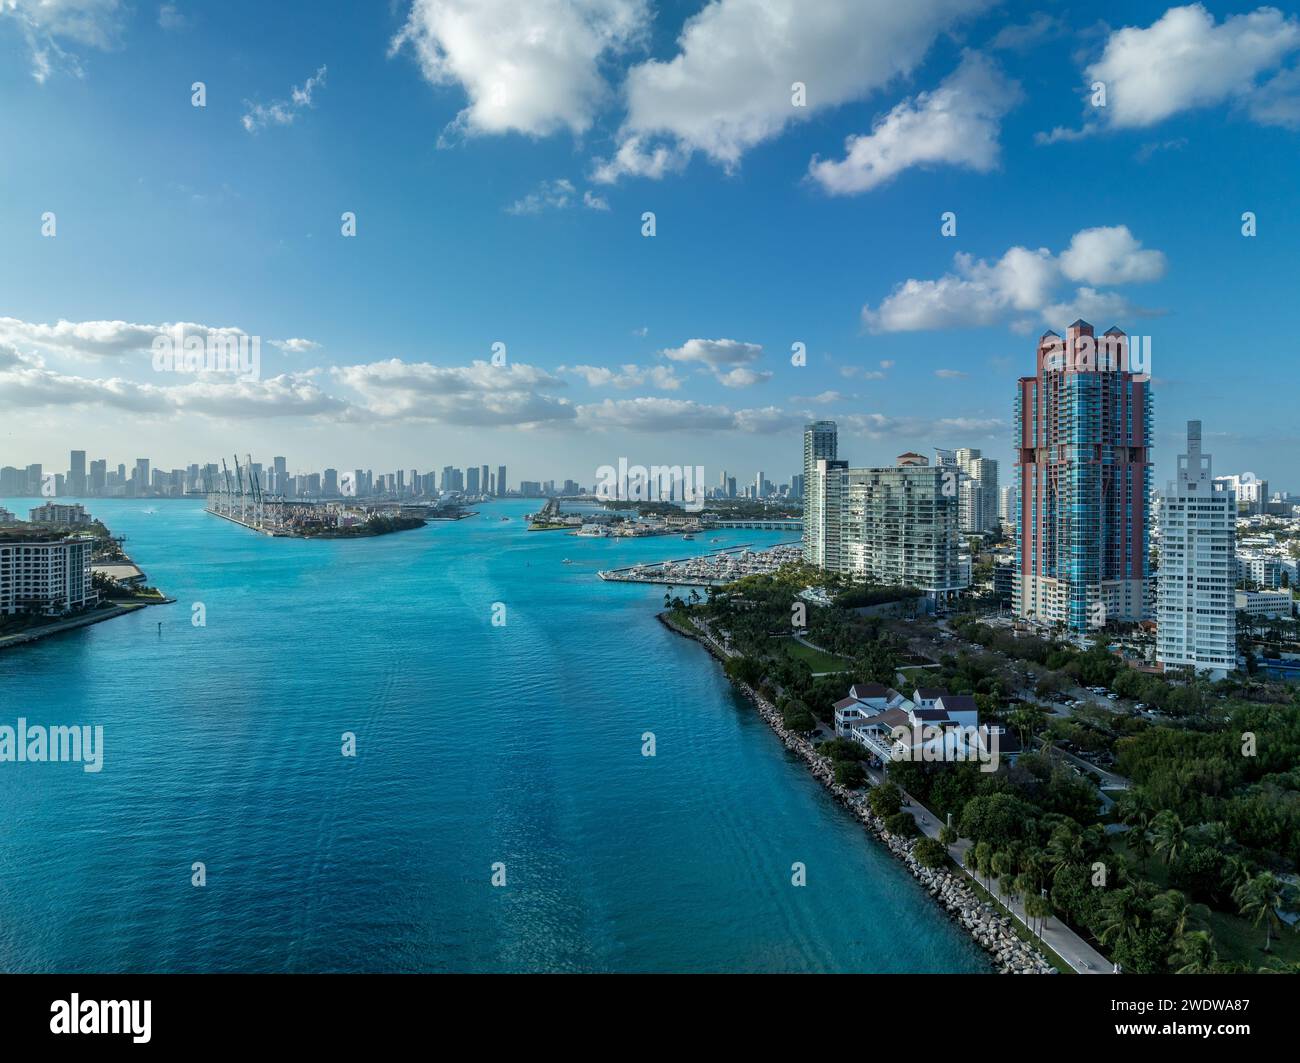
[{"x1": 0, "y1": 498, "x2": 987, "y2": 973}]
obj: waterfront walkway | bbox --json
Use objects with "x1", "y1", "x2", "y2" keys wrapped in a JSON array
[
  {"x1": 879, "y1": 770, "x2": 1114, "y2": 974},
  {"x1": 0, "y1": 603, "x2": 146, "y2": 651}
]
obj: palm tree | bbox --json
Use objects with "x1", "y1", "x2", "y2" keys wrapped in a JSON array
[
  {"x1": 1150, "y1": 810, "x2": 1189, "y2": 866},
  {"x1": 1170, "y1": 930, "x2": 1218, "y2": 974},
  {"x1": 1154, "y1": 889, "x2": 1205, "y2": 938},
  {"x1": 1234, "y1": 872, "x2": 1285, "y2": 953},
  {"x1": 1024, "y1": 893, "x2": 1051, "y2": 940},
  {"x1": 1046, "y1": 824, "x2": 1086, "y2": 876},
  {"x1": 1096, "y1": 887, "x2": 1145, "y2": 952},
  {"x1": 1117, "y1": 790, "x2": 1155, "y2": 865},
  {"x1": 992, "y1": 851, "x2": 1012, "y2": 902},
  {"x1": 973, "y1": 841, "x2": 993, "y2": 893}
]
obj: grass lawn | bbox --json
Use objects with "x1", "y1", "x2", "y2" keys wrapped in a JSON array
[
  {"x1": 771, "y1": 635, "x2": 850, "y2": 673},
  {"x1": 662, "y1": 610, "x2": 699, "y2": 636}
]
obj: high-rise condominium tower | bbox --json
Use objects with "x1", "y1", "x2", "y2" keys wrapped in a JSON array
[
  {"x1": 1155, "y1": 421, "x2": 1236, "y2": 679},
  {"x1": 802, "y1": 421, "x2": 837, "y2": 563},
  {"x1": 1014, "y1": 320, "x2": 1152, "y2": 630}
]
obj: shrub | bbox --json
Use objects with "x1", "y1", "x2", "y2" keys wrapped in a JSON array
[
  {"x1": 913, "y1": 837, "x2": 947, "y2": 868},
  {"x1": 869, "y1": 781, "x2": 902, "y2": 818},
  {"x1": 885, "y1": 811, "x2": 919, "y2": 838},
  {"x1": 834, "y1": 760, "x2": 867, "y2": 788}
]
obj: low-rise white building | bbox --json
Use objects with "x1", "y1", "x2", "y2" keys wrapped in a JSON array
[
  {"x1": 28, "y1": 502, "x2": 91, "y2": 527},
  {"x1": 0, "y1": 534, "x2": 98, "y2": 616},
  {"x1": 833, "y1": 684, "x2": 1018, "y2": 767},
  {"x1": 1235, "y1": 589, "x2": 1294, "y2": 619}
]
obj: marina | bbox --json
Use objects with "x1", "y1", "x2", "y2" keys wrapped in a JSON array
[{"x1": 598, "y1": 541, "x2": 802, "y2": 586}]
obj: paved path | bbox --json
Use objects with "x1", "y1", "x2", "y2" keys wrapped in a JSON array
[{"x1": 879, "y1": 771, "x2": 1114, "y2": 975}]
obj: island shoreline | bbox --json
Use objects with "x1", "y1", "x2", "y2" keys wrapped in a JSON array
[{"x1": 658, "y1": 610, "x2": 1056, "y2": 975}]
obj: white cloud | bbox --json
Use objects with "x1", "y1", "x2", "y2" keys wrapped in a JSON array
[
  {"x1": 241, "y1": 66, "x2": 328, "y2": 133},
  {"x1": 332, "y1": 358, "x2": 575, "y2": 426},
  {"x1": 715, "y1": 366, "x2": 771, "y2": 388},
  {"x1": 660, "y1": 336, "x2": 769, "y2": 387},
  {"x1": 1059, "y1": 225, "x2": 1166, "y2": 285},
  {"x1": 0, "y1": 343, "x2": 347, "y2": 419},
  {"x1": 561, "y1": 363, "x2": 681, "y2": 390},
  {"x1": 574, "y1": 396, "x2": 796, "y2": 433},
  {"x1": 1085, "y1": 4, "x2": 1300, "y2": 129},
  {"x1": 842, "y1": 411, "x2": 1006, "y2": 441},
  {"x1": 271, "y1": 338, "x2": 321, "y2": 354},
  {"x1": 593, "y1": 0, "x2": 992, "y2": 182},
  {"x1": 864, "y1": 245, "x2": 1058, "y2": 331},
  {"x1": 661, "y1": 337, "x2": 762, "y2": 368},
  {"x1": 934, "y1": 369, "x2": 967, "y2": 378},
  {"x1": 391, "y1": 0, "x2": 648, "y2": 139},
  {"x1": 0, "y1": 316, "x2": 254, "y2": 360},
  {"x1": 506, "y1": 178, "x2": 577, "y2": 215},
  {"x1": 157, "y1": 3, "x2": 189, "y2": 30},
  {"x1": 1, "y1": 0, "x2": 123, "y2": 82},
  {"x1": 506, "y1": 178, "x2": 611, "y2": 214},
  {"x1": 863, "y1": 225, "x2": 1166, "y2": 332},
  {"x1": 809, "y1": 52, "x2": 1021, "y2": 195}
]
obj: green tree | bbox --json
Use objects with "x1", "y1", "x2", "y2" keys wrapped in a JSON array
[
  {"x1": 1170, "y1": 930, "x2": 1218, "y2": 974},
  {"x1": 1151, "y1": 810, "x2": 1189, "y2": 866},
  {"x1": 913, "y1": 836, "x2": 947, "y2": 869},
  {"x1": 1234, "y1": 872, "x2": 1285, "y2": 953}
]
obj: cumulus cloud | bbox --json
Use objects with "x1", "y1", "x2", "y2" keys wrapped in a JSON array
[
  {"x1": 0, "y1": 316, "x2": 257, "y2": 360},
  {"x1": 1044, "y1": 4, "x2": 1300, "y2": 138},
  {"x1": 0, "y1": 343, "x2": 346, "y2": 419},
  {"x1": 864, "y1": 245, "x2": 1058, "y2": 331},
  {"x1": 1059, "y1": 226, "x2": 1166, "y2": 285},
  {"x1": 575, "y1": 397, "x2": 796, "y2": 433},
  {"x1": 270, "y1": 338, "x2": 322, "y2": 354},
  {"x1": 862, "y1": 225, "x2": 1165, "y2": 332},
  {"x1": 241, "y1": 65, "x2": 328, "y2": 133},
  {"x1": 808, "y1": 52, "x2": 1021, "y2": 195},
  {"x1": 592, "y1": 0, "x2": 992, "y2": 182},
  {"x1": 332, "y1": 358, "x2": 576, "y2": 426},
  {"x1": 0, "y1": 0, "x2": 123, "y2": 82},
  {"x1": 561, "y1": 363, "x2": 681, "y2": 390},
  {"x1": 660, "y1": 337, "x2": 769, "y2": 387},
  {"x1": 391, "y1": 0, "x2": 648, "y2": 139}
]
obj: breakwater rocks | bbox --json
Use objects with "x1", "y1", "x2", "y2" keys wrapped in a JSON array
[{"x1": 659, "y1": 612, "x2": 1055, "y2": 975}]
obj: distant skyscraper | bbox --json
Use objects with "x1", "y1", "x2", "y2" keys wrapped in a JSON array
[
  {"x1": 1014, "y1": 321, "x2": 1152, "y2": 630},
  {"x1": 466, "y1": 467, "x2": 480, "y2": 494},
  {"x1": 69, "y1": 450, "x2": 86, "y2": 496},
  {"x1": 480, "y1": 465, "x2": 490, "y2": 496},
  {"x1": 802, "y1": 421, "x2": 837, "y2": 562},
  {"x1": 323, "y1": 468, "x2": 338, "y2": 496},
  {"x1": 273, "y1": 456, "x2": 288, "y2": 495},
  {"x1": 1156, "y1": 421, "x2": 1236, "y2": 679},
  {"x1": 133, "y1": 458, "x2": 150, "y2": 496},
  {"x1": 89, "y1": 459, "x2": 106, "y2": 494},
  {"x1": 497, "y1": 465, "x2": 507, "y2": 497}
]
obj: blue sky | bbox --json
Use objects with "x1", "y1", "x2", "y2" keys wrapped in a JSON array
[{"x1": 1, "y1": 0, "x2": 1298, "y2": 490}]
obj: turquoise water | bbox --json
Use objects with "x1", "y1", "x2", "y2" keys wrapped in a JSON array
[{"x1": 0, "y1": 498, "x2": 987, "y2": 973}]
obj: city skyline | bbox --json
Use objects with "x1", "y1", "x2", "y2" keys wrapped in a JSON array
[{"x1": 3, "y1": 2, "x2": 1300, "y2": 485}]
